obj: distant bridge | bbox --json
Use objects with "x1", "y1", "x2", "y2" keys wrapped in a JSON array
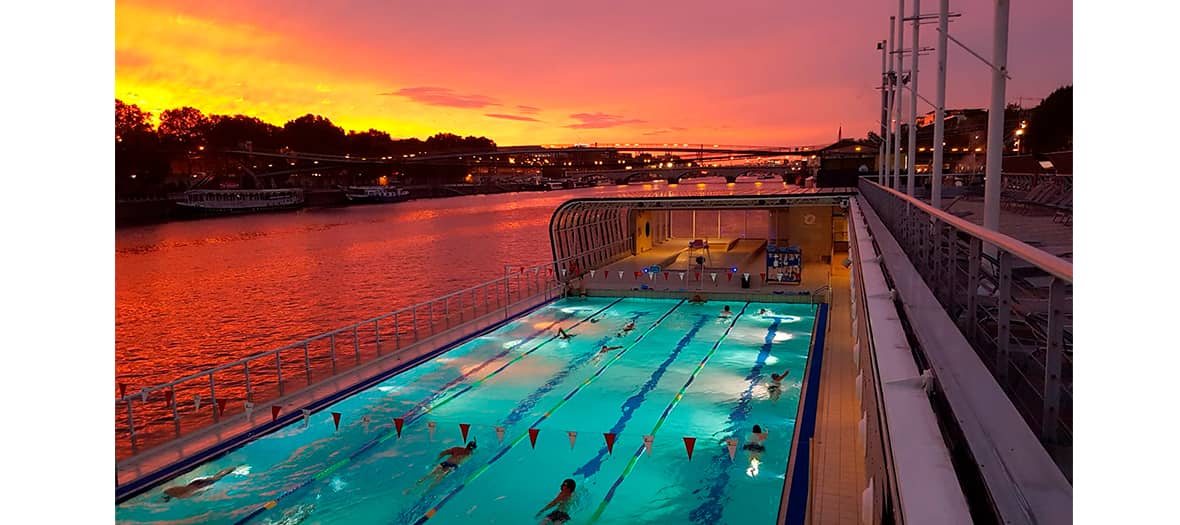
[{"x1": 566, "y1": 166, "x2": 798, "y2": 184}]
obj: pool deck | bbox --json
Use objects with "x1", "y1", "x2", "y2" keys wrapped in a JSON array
[
  {"x1": 572, "y1": 236, "x2": 831, "y2": 300},
  {"x1": 807, "y1": 254, "x2": 864, "y2": 525}
]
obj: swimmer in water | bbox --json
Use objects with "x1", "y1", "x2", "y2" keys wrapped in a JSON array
[
  {"x1": 719, "y1": 305, "x2": 732, "y2": 318},
  {"x1": 767, "y1": 370, "x2": 789, "y2": 401},
  {"x1": 557, "y1": 328, "x2": 571, "y2": 340},
  {"x1": 535, "y1": 478, "x2": 576, "y2": 524},
  {"x1": 688, "y1": 294, "x2": 707, "y2": 305},
  {"x1": 616, "y1": 320, "x2": 636, "y2": 337},
  {"x1": 161, "y1": 465, "x2": 244, "y2": 501},
  {"x1": 590, "y1": 345, "x2": 624, "y2": 363},
  {"x1": 406, "y1": 441, "x2": 477, "y2": 494},
  {"x1": 742, "y1": 425, "x2": 768, "y2": 455}
]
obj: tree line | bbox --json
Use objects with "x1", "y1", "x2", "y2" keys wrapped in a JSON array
[{"x1": 115, "y1": 100, "x2": 497, "y2": 195}]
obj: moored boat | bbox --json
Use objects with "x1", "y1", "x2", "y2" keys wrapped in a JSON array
[
  {"x1": 342, "y1": 185, "x2": 411, "y2": 203},
  {"x1": 175, "y1": 188, "x2": 305, "y2": 215}
]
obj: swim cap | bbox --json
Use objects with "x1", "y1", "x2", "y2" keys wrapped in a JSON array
[
  {"x1": 467, "y1": 440, "x2": 477, "y2": 449},
  {"x1": 753, "y1": 425, "x2": 763, "y2": 434}
]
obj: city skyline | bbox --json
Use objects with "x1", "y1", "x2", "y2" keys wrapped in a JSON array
[{"x1": 116, "y1": 0, "x2": 1072, "y2": 146}]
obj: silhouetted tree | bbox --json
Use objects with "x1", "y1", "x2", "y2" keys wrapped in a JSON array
[
  {"x1": 206, "y1": 114, "x2": 281, "y2": 151},
  {"x1": 158, "y1": 106, "x2": 211, "y2": 152},
  {"x1": 346, "y1": 129, "x2": 395, "y2": 157},
  {"x1": 1025, "y1": 85, "x2": 1072, "y2": 153},
  {"x1": 116, "y1": 99, "x2": 153, "y2": 140},
  {"x1": 115, "y1": 100, "x2": 170, "y2": 195},
  {"x1": 281, "y1": 114, "x2": 347, "y2": 153}
]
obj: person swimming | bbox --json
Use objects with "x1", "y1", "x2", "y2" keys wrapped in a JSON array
[
  {"x1": 719, "y1": 305, "x2": 732, "y2": 318},
  {"x1": 557, "y1": 328, "x2": 571, "y2": 340},
  {"x1": 406, "y1": 441, "x2": 477, "y2": 494},
  {"x1": 768, "y1": 370, "x2": 789, "y2": 401},
  {"x1": 535, "y1": 478, "x2": 576, "y2": 524},
  {"x1": 742, "y1": 425, "x2": 768, "y2": 453},
  {"x1": 590, "y1": 345, "x2": 624, "y2": 363},
  {"x1": 161, "y1": 465, "x2": 245, "y2": 501},
  {"x1": 688, "y1": 294, "x2": 707, "y2": 305},
  {"x1": 616, "y1": 320, "x2": 636, "y2": 337}
]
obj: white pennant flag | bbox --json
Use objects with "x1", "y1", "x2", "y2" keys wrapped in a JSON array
[
  {"x1": 362, "y1": 415, "x2": 372, "y2": 432},
  {"x1": 726, "y1": 438, "x2": 738, "y2": 460},
  {"x1": 589, "y1": 270, "x2": 596, "y2": 278},
  {"x1": 743, "y1": 273, "x2": 750, "y2": 281},
  {"x1": 678, "y1": 272, "x2": 685, "y2": 281},
  {"x1": 560, "y1": 268, "x2": 568, "y2": 276},
  {"x1": 494, "y1": 426, "x2": 505, "y2": 443},
  {"x1": 617, "y1": 271, "x2": 624, "y2": 279},
  {"x1": 643, "y1": 435, "x2": 654, "y2": 456},
  {"x1": 193, "y1": 394, "x2": 202, "y2": 411},
  {"x1": 428, "y1": 421, "x2": 437, "y2": 440},
  {"x1": 710, "y1": 272, "x2": 717, "y2": 282},
  {"x1": 302, "y1": 408, "x2": 312, "y2": 428},
  {"x1": 567, "y1": 431, "x2": 577, "y2": 450},
  {"x1": 649, "y1": 272, "x2": 654, "y2": 280},
  {"x1": 244, "y1": 401, "x2": 254, "y2": 418}
]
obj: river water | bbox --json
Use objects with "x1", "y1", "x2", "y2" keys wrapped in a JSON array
[{"x1": 115, "y1": 181, "x2": 787, "y2": 390}]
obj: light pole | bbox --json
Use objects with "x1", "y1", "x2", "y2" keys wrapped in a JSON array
[
  {"x1": 984, "y1": 0, "x2": 1010, "y2": 238},
  {"x1": 932, "y1": 0, "x2": 948, "y2": 209},
  {"x1": 886, "y1": 17, "x2": 897, "y2": 189},
  {"x1": 879, "y1": 40, "x2": 888, "y2": 183},
  {"x1": 906, "y1": 0, "x2": 920, "y2": 196},
  {"x1": 893, "y1": 1, "x2": 905, "y2": 190}
]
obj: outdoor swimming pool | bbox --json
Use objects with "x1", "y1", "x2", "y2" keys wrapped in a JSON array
[{"x1": 115, "y1": 297, "x2": 819, "y2": 525}]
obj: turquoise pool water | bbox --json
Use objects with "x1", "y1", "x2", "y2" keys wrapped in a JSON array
[{"x1": 116, "y1": 297, "x2": 817, "y2": 525}]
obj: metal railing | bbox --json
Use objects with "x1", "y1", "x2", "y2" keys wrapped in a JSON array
[
  {"x1": 115, "y1": 262, "x2": 562, "y2": 460},
  {"x1": 858, "y1": 179, "x2": 1073, "y2": 471}
]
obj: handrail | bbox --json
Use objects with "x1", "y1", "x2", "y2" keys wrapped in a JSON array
[{"x1": 862, "y1": 179, "x2": 1072, "y2": 282}]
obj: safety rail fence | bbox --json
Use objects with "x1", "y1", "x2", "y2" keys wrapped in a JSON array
[
  {"x1": 858, "y1": 179, "x2": 1073, "y2": 474},
  {"x1": 115, "y1": 262, "x2": 563, "y2": 461}
]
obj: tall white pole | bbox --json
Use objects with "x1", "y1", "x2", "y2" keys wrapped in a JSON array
[
  {"x1": 886, "y1": 18, "x2": 896, "y2": 188},
  {"x1": 906, "y1": 0, "x2": 919, "y2": 196},
  {"x1": 984, "y1": 0, "x2": 1009, "y2": 235},
  {"x1": 932, "y1": 0, "x2": 948, "y2": 209},
  {"x1": 880, "y1": 41, "x2": 888, "y2": 183},
  {"x1": 893, "y1": 2, "x2": 905, "y2": 189}
]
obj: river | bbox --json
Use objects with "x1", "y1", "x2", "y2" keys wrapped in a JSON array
[{"x1": 115, "y1": 181, "x2": 786, "y2": 390}]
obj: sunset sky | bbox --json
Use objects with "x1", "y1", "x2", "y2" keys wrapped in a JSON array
[{"x1": 115, "y1": 0, "x2": 1072, "y2": 146}]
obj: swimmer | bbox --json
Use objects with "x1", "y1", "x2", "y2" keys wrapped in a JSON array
[
  {"x1": 557, "y1": 328, "x2": 571, "y2": 340},
  {"x1": 688, "y1": 294, "x2": 707, "y2": 305},
  {"x1": 406, "y1": 441, "x2": 477, "y2": 494},
  {"x1": 270, "y1": 503, "x2": 316, "y2": 525},
  {"x1": 161, "y1": 465, "x2": 244, "y2": 501},
  {"x1": 591, "y1": 345, "x2": 624, "y2": 363},
  {"x1": 535, "y1": 478, "x2": 576, "y2": 524},
  {"x1": 589, "y1": 317, "x2": 600, "y2": 324},
  {"x1": 768, "y1": 370, "x2": 789, "y2": 401},
  {"x1": 757, "y1": 308, "x2": 771, "y2": 316},
  {"x1": 616, "y1": 320, "x2": 636, "y2": 337},
  {"x1": 742, "y1": 424, "x2": 768, "y2": 454},
  {"x1": 719, "y1": 305, "x2": 732, "y2": 318}
]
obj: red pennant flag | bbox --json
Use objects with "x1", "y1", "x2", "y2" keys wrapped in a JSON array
[
  {"x1": 332, "y1": 412, "x2": 342, "y2": 430},
  {"x1": 528, "y1": 428, "x2": 540, "y2": 448},
  {"x1": 118, "y1": 383, "x2": 127, "y2": 398},
  {"x1": 460, "y1": 423, "x2": 471, "y2": 442},
  {"x1": 602, "y1": 271, "x2": 608, "y2": 279},
  {"x1": 603, "y1": 433, "x2": 617, "y2": 454},
  {"x1": 663, "y1": 272, "x2": 669, "y2": 280},
  {"x1": 217, "y1": 398, "x2": 228, "y2": 415},
  {"x1": 695, "y1": 271, "x2": 701, "y2": 281},
  {"x1": 683, "y1": 437, "x2": 697, "y2": 460},
  {"x1": 727, "y1": 273, "x2": 733, "y2": 281},
  {"x1": 547, "y1": 267, "x2": 553, "y2": 275},
  {"x1": 394, "y1": 417, "x2": 405, "y2": 437},
  {"x1": 164, "y1": 390, "x2": 174, "y2": 406},
  {"x1": 519, "y1": 266, "x2": 525, "y2": 274},
  {"x1": 633, "y1": 271, "x2": 640, "y2": 280},
  {"x1": 760, "y1": 273, "x2": 767, "y2": 282},
  {"x1": 271, "y1": 405, "x2": 282, "y2": 422}
]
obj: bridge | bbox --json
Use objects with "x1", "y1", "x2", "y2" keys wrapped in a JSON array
[{"x1": 565, "y1": 165, "x2": 799, "y2": 184}]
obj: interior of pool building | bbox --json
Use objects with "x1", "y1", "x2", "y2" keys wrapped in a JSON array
[{"x1": 114, "y1": 184, "x2": 1072, "y2": 525}]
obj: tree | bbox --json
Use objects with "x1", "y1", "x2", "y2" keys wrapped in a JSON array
[
  {"x1": 206, "y1": 114, "x2": 281, "y2": 151},
  {"x1": 115, "y1": 100, "x2": 170, "y2": 194},
  {"x1": 1025, "y1": 85, "x2": 1072, "y2": 153},
  {"x1": 280, "y1": 114, "x2": 347, "y2": 153},
  {"x1": 158, "y1": 106, "x2": 211, "y2": 151},
  {"x1": 116, "y1": 99, "x2": 154, "y2": 140}
]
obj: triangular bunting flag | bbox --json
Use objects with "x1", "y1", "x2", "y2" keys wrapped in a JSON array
[
  {"x1": 633, "y1": 271, "x2": 640, "y2": 280},
  {"x1": 332, "y1": 412, "x2": 342, "y2": 431},
  {"x1": 727, "y1": 272, "x2": 733, "y2": 281},
  {"x1": 695, "y1": 271, "x2": 701, "y2": 281},
  {"x1": 617, "y1": 271, "x2": 624, "y2": 279},
  {"x1": 643, "y1": 435, "x2": 654, "y2": 456},
  {"x1": 649, "y1": 272, "x2": 654, "y2": 281},
  {"x1": 528, "y1": 428, "x2": 540, "y2": 448},
  {"x1": 710, "y1": 272, "x2": 717, "y2": 282},
  {"x1": 519, "y1": 266, "x2": 525, "y2": 274},
  {"x1": 589, "y1": 270, "x2": 596, "y2": 278},
  {"x1": 603, "y1": 433, "x2": 617, "y2": 454},
  {"x1": 271, "y1": 405, "x2": 281, "y2": 422},
  {"x1": 427, "y1": 421, "x2": 437, "y2": 440},
  {"x1": 663, "y1": 272, "x2": 669, "y2": 280},
  {"x1": 164, "y1": 390, "x2": 174, "y2": 406},
  {"x1": 743, "y1": 273, "x2": 750, "y2": 281},
  {"x1": 394, "y1": 417, "x2": 405, "y2": 437},
  {"x1": 460, "y1": 423, "x2": 471, "y2": 442},
  {"x1": 760, "y1": 273, "x2": 767, "y2": 282},
  {"x1": 495, "y1": 426, "x2": 505, "y2": 443},
  {"x1": 726, "y1": 438, "x2": 738, "y2": 460},
  {"x1": 118, "y1": 383, "x2": 127, "y2": 398},
  {"x1": 603, "y1": 271, "x2": 609, "y2": 279},
  {"x1": 679, "y1": 272, "x2": 685, "y2": 281},
  {"x1": 560, "y1": 268, "x2": 568, "y2": 277},
  {"x1": 683, "y1": 437, "x2": 697, "y2": 460},
  {"x1": 194, "y1": 394, "x2": 202, "y2": 411},
  {"x1": 567, "y1": 430, "x2": 577, "y2": 450},
  {"x1": 217, "y1": 398, "x2": 228, "y2": 416}
]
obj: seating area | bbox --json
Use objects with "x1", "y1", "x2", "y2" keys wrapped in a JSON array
[{"x1": 1001, "y1": 178, "x2": 1073, "y2": 224}]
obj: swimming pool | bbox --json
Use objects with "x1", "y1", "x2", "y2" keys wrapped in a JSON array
[{"x1": 115, "y1": 297, "x2": 818, "y2": 525}]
